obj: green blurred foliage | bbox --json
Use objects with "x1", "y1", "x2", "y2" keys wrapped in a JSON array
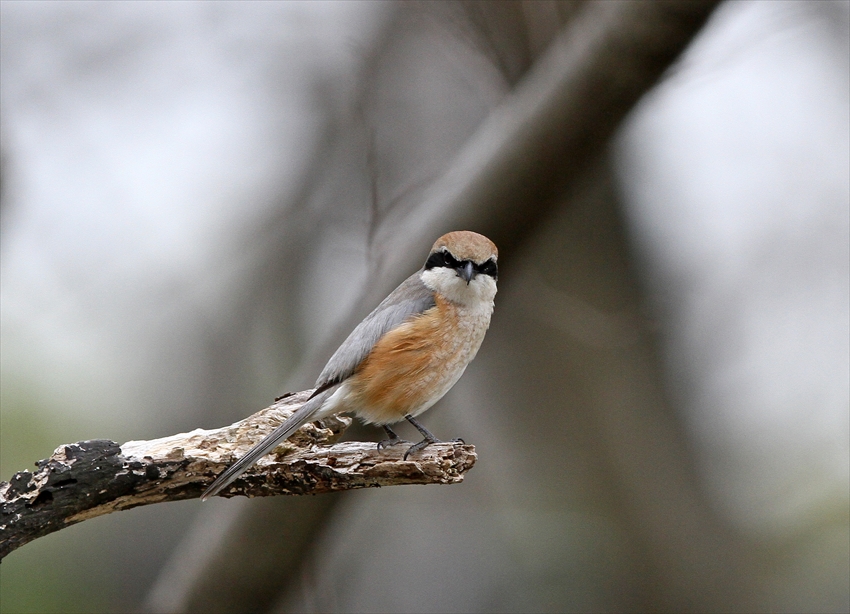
[
  {"x1": 1, "y1": 389, "x2": 65, "y2": 481},
  {"x1": 0, "y1": 530, "x2": 113, "y2": 614},
  {"x1": 0, "y1": 382, "x2": 124, "y2": 614},
  {"x1": 1, "y1": 387, "x2": 112, "y2": 613},
  {"x1": 1, "y1": 383, "x2": 201, "y2": 613}
]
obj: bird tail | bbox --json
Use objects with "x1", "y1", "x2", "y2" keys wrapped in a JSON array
[{"x1": 201, "y1": 390, "x2": 333, "y2": 501}]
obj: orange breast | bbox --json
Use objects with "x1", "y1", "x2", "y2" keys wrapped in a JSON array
[{"x1": 346, "y1": 294, "x2": 488, "y2": 425}]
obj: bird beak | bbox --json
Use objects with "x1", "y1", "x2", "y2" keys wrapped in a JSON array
[{"x1": 458, "y1": 261, "x2": 476, "y2": 284}]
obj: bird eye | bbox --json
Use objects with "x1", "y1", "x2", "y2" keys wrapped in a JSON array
[
  {"x1": 425, "y1": 250, "x2": 461, "y2": 270},
  {"x1": 425, "y1": 252, "x2": 447, "y2": 270},
  {"x1": 477, "y1": 259, "x2": 498, "y2": 280}
]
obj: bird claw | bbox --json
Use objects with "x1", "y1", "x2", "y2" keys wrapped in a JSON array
[
  {"x1": 403, "y1": 437, "x2": 440, "y2": 460},
  {"x1": 377, "y1": 437, "x2": 408, "y2": 451}
]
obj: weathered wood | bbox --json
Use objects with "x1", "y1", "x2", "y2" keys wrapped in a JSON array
[{"x1": 0, "y1": 389, "x2": 476, "y2": 559}]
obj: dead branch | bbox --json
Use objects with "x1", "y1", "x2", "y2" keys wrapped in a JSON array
[{"x1": 0, "y1": 389, "x2": 476, "y2": 559}]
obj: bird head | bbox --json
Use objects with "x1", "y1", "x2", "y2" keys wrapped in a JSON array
[{"x1": 421, "y1": 231, "x2": 498, "y2": 305}]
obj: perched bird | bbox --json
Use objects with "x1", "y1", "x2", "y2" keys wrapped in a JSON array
[{"x1": 202, "y1": 230, "x2": 498, "y2": 500}]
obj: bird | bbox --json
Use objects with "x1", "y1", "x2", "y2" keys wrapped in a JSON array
[{"x1": 201, "y1": 230, "x2": 498, "y2": 500}]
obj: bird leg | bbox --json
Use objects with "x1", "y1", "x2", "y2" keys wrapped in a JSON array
[
  {"x1": 377, "y1": 425, "x2": 408, "y2": 450},
  {"x1": 403, "y1": 415, "x2": 464, "y2": 460}
]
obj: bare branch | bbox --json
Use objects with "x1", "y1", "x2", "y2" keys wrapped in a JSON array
[{"x1": 0, "y1": 389, "x2": 476, "y2": 559}]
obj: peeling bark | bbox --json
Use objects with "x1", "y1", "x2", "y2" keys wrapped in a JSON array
[{"x1": 0, "y1": 390, "x2": 476, "y2": 559}]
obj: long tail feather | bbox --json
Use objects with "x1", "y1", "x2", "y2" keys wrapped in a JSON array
[{"x1": 201, "y1": 391, "x2": 332, "y2": 500}]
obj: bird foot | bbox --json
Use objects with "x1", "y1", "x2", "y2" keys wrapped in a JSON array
[
  {"x1": 402, "y1": 436, "x2": 466, "y2": 459},
  {"x1": 377, "y1": 425, "x2": 408, "y2": 451},
  {"x1": 377, "y1": 436, "x2": 409, "y2": 450},
  {"x1": 403, "y1": 437, "x2": 440, "y2": 460}
]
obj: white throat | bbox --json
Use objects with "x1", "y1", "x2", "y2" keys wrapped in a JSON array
[{"x1": 420, "y1": 267, "x2": 497, "y2": 307}]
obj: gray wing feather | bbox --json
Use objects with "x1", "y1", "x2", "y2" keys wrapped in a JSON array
[{"x1": 316, "y1": 271, "x2": 435, "y2": 388}]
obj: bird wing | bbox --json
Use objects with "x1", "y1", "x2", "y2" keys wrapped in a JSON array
[
  {"x1": 202, "y1": 272, "x2": 433, "y2": 500},
  {"x1": 315, "y1": 271, "x2": 435, "y2": 388}
]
